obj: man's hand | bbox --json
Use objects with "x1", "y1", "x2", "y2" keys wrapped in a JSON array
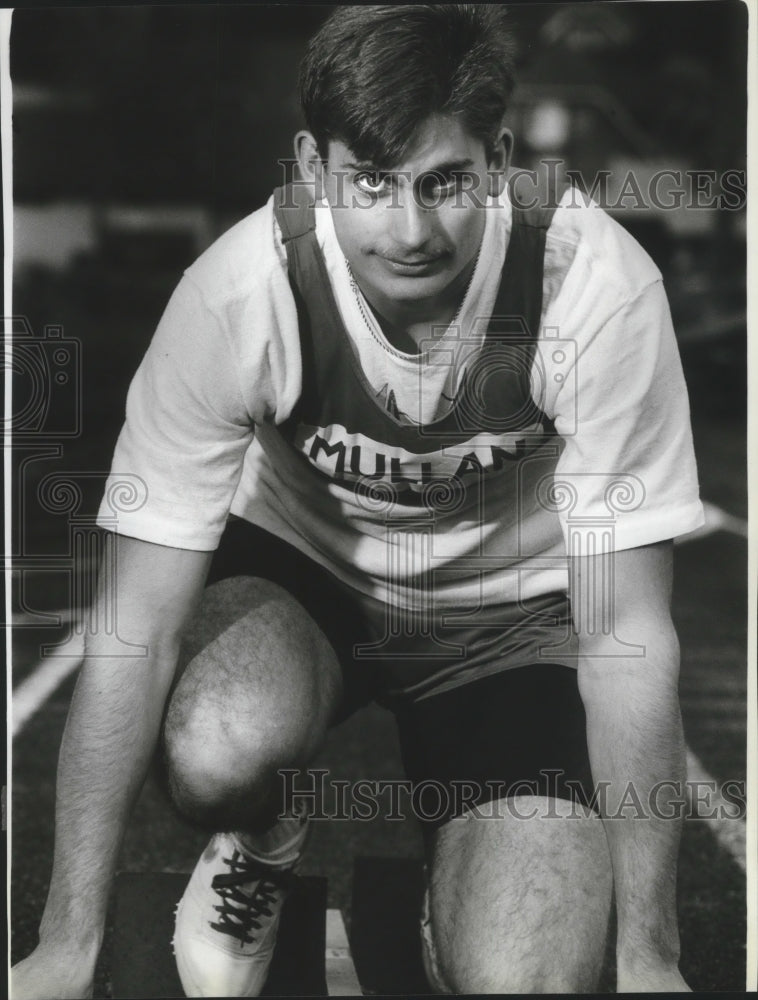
[{"x1": 11, "y1": 944, "x2": 94, "y2": 1000}]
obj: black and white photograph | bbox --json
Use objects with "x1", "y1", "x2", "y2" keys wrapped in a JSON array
[{"x1": 6, "y1": 2, "x2": 752, "y2": 996}]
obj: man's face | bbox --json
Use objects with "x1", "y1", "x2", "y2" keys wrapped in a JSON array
[{"x1": 319, "y1": 115, "x2": 506, "y2": 315}]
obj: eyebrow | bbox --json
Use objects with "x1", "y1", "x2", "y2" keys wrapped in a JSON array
[{"x1": 341, "y1": 157, "x2": 477, "y2": 175}]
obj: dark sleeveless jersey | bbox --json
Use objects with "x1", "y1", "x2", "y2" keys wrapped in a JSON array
[{"x1": 269, "y1": 178, "x2": 562, "y2": 509}]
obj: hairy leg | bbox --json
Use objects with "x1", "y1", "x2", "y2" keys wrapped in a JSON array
[
  {"x1": 162, "y1": 576, "x2": 343, "y2": 832},
  {"x1": 424, "y1": 795, "x2": 613, "y2": 994}
]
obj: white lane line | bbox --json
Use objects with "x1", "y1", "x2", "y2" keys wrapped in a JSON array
[
  {"x1": 676, "y1": 501, "x2": 749, "y2": 543},
  {"x1": 686, "y1": 748, "x2": 746, "y2": 872},
  {"x1": 12, "y1": 633, "x2": 84, "y2": 738},
  {"x1": 325, "y1": 908, "x2": 363, "y2": 996}
]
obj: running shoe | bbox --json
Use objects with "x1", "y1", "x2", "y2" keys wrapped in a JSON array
[{"x1": 173, "y1": 832, "x2": 298, "y2": 997}]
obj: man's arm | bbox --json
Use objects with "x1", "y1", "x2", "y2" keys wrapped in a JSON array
[
  {"x1": 571, "y1": 539, "x2": 691, "y2": 992},
  {"x1": 12, "y1": 534, "x2": 213, "y2": 1000}
]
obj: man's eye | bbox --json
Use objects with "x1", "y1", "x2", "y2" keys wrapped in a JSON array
[
  {"x1": 354, "y1": 172, "x2": 390, "y2": 195},
  {"x1": 417, "y1": 171, "x2": 458, "y2": 202}
]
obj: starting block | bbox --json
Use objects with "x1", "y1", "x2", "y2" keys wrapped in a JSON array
[
  {"x1": 110, "y1": 857, "x2": 429, "y2": 997},
  {"x1": 351, "y1": 857, "x2": 429, "y2": 995}
]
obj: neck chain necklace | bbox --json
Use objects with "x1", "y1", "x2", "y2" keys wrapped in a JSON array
[{"x1": 345, "y1": 246, "x2": 482, "y2": 359}]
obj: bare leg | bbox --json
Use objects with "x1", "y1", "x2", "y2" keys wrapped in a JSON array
[
  {"x1": 424, "y1": 795, "x2": 613, "y2": 994},
  {"x1": 162, "y1": 576, "x2": 344, "y2": 832}
]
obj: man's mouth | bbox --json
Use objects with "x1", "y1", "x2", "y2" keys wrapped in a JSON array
[{"x1": 378, "y1": 254, "x2": 446, "y2": 274}]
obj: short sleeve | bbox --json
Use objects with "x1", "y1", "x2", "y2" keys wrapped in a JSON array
[
  {"x1": 550, "y1": 279, "x2": 705, "y2": 551},
  {"x1": 96, "y1": 276, "x2": 256, "y2": 550}
]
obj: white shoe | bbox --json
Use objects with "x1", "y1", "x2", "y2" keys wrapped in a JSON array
[{"x1": 173, "y1": 832, "x2": 297, "y2": 997}]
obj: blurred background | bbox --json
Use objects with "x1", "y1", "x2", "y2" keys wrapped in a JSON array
[{"x1": 10, "y1": 2, "x2": 750, "y2": 993}]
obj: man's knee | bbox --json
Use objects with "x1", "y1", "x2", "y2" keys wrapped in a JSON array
[
  {"x1": 160, "y1": 575, "x2": 341, "y2": 830},
  {"x1": 426, "y1": 797, "x2": 611, "y2": 994},
  {"x1": 162, "y1": 667, "x2": 295, "y2": 831},
  {"x1": 439, "y1": 956, "x2": 600, "y2": 995},
  {"x1": 432, "y1": 918, "x2": 604, "y2": 995},
  {"x1": 431, "y1": 908, "x2": 604, "y2": 995},
  {"x1": 163, "y1": 712, "x2": 288, "y2": 831}
]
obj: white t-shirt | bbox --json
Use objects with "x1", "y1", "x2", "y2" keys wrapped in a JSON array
[{"x1": 97, "y1": 185, "x2": 704, "y2": 609}]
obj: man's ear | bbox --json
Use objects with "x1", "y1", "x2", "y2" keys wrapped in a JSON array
[
  {"x1": 487, "y1": 126, "x2": 514, "y2": 197},
  {"x1": 294, "y1": 130, "x2": 326, "y2": 199}
]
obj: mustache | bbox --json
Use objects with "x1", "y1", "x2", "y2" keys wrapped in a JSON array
[{"x1": 371, "y1": 244, "x2": 452, "y2": 263}]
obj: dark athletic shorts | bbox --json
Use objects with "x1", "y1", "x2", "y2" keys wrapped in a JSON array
[{"x1": 206, "y1": 517, "x2": 594, "y2": 830}]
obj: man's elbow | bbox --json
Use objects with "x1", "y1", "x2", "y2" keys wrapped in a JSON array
[{"x1": 575, "y1": 616, "x2": 681, "y2": 697}]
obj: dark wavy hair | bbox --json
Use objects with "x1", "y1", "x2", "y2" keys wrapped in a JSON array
[{"x1": 300, "y1": 5, "x2": 517, "y2": 167}]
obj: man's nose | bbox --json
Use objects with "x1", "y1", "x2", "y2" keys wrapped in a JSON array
[{"x1": 390, "y1": 190, "x2": 434, "y2": 251}]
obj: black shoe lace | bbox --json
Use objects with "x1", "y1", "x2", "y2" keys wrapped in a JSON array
[{"x1": 209, "y1": 850, "x2": 292, "y2": 946}]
